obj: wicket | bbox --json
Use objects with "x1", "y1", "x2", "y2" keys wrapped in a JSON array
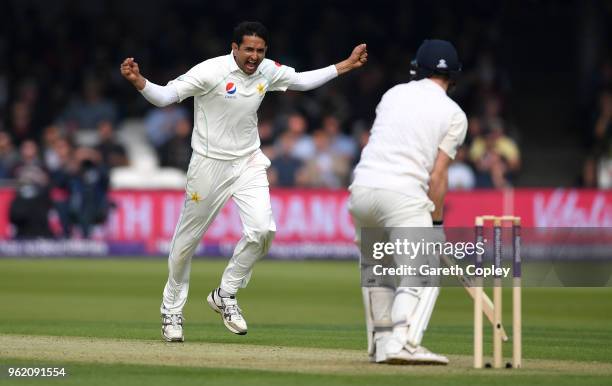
[{"x1": 473, "y1": 215, "x2": 522, "y2": 369}]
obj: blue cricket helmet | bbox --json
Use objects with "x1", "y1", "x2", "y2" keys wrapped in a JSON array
[{"x1": 411, "y1": 39, "x2": 462, "y2": 80}]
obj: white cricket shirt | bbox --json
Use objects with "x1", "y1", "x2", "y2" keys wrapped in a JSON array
[
  {"x1": 168, "y1": 53, "x2": 296, "y2": 160},
  {"x1": 351, "y1": 78, "x2": 467, "y2": 203}
]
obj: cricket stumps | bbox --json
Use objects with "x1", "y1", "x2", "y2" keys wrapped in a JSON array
[{"x1": 473, "y1": 215, "x2": 522, "y2": 369}]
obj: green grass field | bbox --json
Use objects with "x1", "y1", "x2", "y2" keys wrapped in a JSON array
[{"x1": 1, "y1": 258, "x2": 611, "y2": 385}]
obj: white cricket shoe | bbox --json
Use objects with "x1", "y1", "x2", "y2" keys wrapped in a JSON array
[
  {"x1": 161, "y1": 314, "x2": 184, "y2": 342},
  {"x1": 371, "y1": 333, "x2": 393, "y2": 363},
  {"x1": 383, "y1": 338, "x2": 449, "y2": 365},
  {"x1": 207, "y1": 288, "x2": 248, "y2": 335}
]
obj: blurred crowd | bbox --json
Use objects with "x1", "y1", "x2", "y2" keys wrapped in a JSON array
[
  {"x1": 0, "y1": 120, "x2": 124, "y2": 238},
  {"x1": 579, "y1": 59, "x2": 612, "y2": 189}
]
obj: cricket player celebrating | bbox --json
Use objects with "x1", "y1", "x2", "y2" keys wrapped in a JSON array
[
  {"x1": 120, "y1": 21, "x2": 367, "y2": 342},
  {"x1": 349, "y1": 40, "x2": 466, "y2": 364}
]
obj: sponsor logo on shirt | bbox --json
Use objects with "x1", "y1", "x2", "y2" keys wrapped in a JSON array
[
  {"x1": 274, "y1": 61, "x2": 281, "y2": 67},
  {"x1": 226, "y1": 82, "x2": 237, "y2": 94},
  {"x1": 224, "y1": 82, "x2": 237, "y2": 99}
]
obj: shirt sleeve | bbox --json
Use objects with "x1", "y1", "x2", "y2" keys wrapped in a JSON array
[
  {"x1": 261, "y1": 59, "x2": 297, "y2": 92},
  {"x1": 139, "y1": 80, "x2": 179, "y2": 107},
  {"x1": 287, "y1": 65, "x2": 338, "y2": 91},
  {"x1": 439, "y1": 110, "x2": 468, "y2": 159},
  {"x1": 167, "y1": 60, "x2": 217, "y2": 102}
]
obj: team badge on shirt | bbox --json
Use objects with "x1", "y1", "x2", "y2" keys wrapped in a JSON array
[
  {"x1": 190, "y1": 192, "x2": 202, "y2": 203},
  {"x1": 256, "y1": 83, "x2": 265, "y2": 95}
]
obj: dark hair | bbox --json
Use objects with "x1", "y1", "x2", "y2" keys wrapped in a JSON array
[{"x1": 232, "y1": 21, "x2": 269, "y2": 46}]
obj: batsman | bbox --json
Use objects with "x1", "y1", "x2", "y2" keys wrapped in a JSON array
[
  {"x1": 349, "y1": 39, "x2": 467, "y2": 364},
  {"x1": 120, "y1": 21, "x2": 367, "y2": 341}
]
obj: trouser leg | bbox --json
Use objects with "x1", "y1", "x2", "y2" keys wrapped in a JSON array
[
  {"x1": 161, "y1": 154, "x2": 233, "y2": 314},
  {"x1": 386, "y1": 210, "x2": 440, "y2": 351},
  {"x1": 220, "y1": 150, "x2": 275, "y2": 294},
  {"x1": 349, "y1": 187, "x2": 395, "y2": 359}
]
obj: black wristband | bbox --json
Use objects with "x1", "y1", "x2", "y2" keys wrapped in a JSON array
[{"x1": 433, "y1": 220, "x2": 444, "y2": 226}]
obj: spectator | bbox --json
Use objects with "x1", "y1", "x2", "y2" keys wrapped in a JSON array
[
  {"x1": 61, "y1": 77, "x2": 118, "y2": 130},
  {"x1": 258, "y1": 119, "x2": 276, "y2": 159},
  {"x1": 321, "y1": 115, "x2": 357, "y2": 160},
  {"x1": 9, "y1": 140, "x2": 53, "y2": 238},
  {"x1": 481, "y1": 93, "x2": 505, "y2": 126},
  {"x1": 95, "y1": 120, "x2": 128, "y2": 168},
  {"x1": 16, "y1": 79, "x2": 46, "y2": 131},
  {"x1": 0, "y1": 131, "x2": 19, "y2": 180},
  {"x1": 11, "y1": 140, "x2": 46, "y2": 179},
  {"x1": 597, "y1": 158, "x2": 612, "y2": 188},
  {"x1": 300, "y1": 129, "x2": 350, "y2": 188},
  {"x1": 144, "y1": 104, "x2": 189, "y2": 151},
  {"x1": 350, "y1": 121, "x2": 370, "y2": 168},
  {"x1": 593, "y1": 89, "x2": 612, "y2": 157},
  {"x1": 47, "y1": 137, "x2": 76, "y2": 238},
  {"x1": 9, "y1": 181, "x2": 53, "y2": 238},
  {"x1": 465, "y1": 116, "x2": 484, "y2": 147},
  {"x1": 448, "y1": 145, "x2": 476, "y2": 190},
  {"x1": 41, "y1": 125, "x2": 64, "y2": 172},
  {"x1": 269, "y1": 132, "x2": 304, "y2": 187},
  {"x1": 159, "y1": 118, "x2": 192, "y2": 171},
  {"x1": 284, "y1": 112, "x2": 315, "y2": 161},
  {"x1": 592, "y1": 89, "x2": 612, "y2": 188},
  {"x1": 9, "y1": 102, "x2": 36, "y2": 146},
  {"x1": 470, "y1": 120, "x2": 521, "y2": 188},
  {"x1": 577, "y1": 156, "x2": 598, "y2": 188},
  {"x1": 68, "y1": 147, "x2": 111, "y2": 238}
]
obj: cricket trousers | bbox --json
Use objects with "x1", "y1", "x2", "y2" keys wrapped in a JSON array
[
  {"x1": 161, "y1": 149, "x2": 275, "y2": 315},
  {"x1": 348, "y1": 186, "x2": 439, "y2": 352},
  {"x1": 348, "y1": 185, "x2": 435, "y2": 285}
]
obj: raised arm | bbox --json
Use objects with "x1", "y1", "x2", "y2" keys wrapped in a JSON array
[
  {"x1": 287, "y1": 44, "x2": 368, "y2": 91},
  {"x1": 120, "y1": 57, "x2": 179, "y2": 107}
]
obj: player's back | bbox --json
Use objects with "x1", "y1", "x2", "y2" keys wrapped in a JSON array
[{"x1": 351, "y1": 78, "x2": 465, "y2": 202}]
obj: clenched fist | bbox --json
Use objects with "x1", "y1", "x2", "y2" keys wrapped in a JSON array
[
  {"x1": 120, "y1": 57, "x2": 146, "y2": 90},
  {"x1": 349, "y1": 43, "x2": 368, "y2": 68},
  {"x1": 335, "y1": 43, "x2": 368, "y2": 75}
]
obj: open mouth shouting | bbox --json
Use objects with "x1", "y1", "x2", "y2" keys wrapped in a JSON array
[{"x1": 244, "y1": 59, "x2": 258, "y2": 73}]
